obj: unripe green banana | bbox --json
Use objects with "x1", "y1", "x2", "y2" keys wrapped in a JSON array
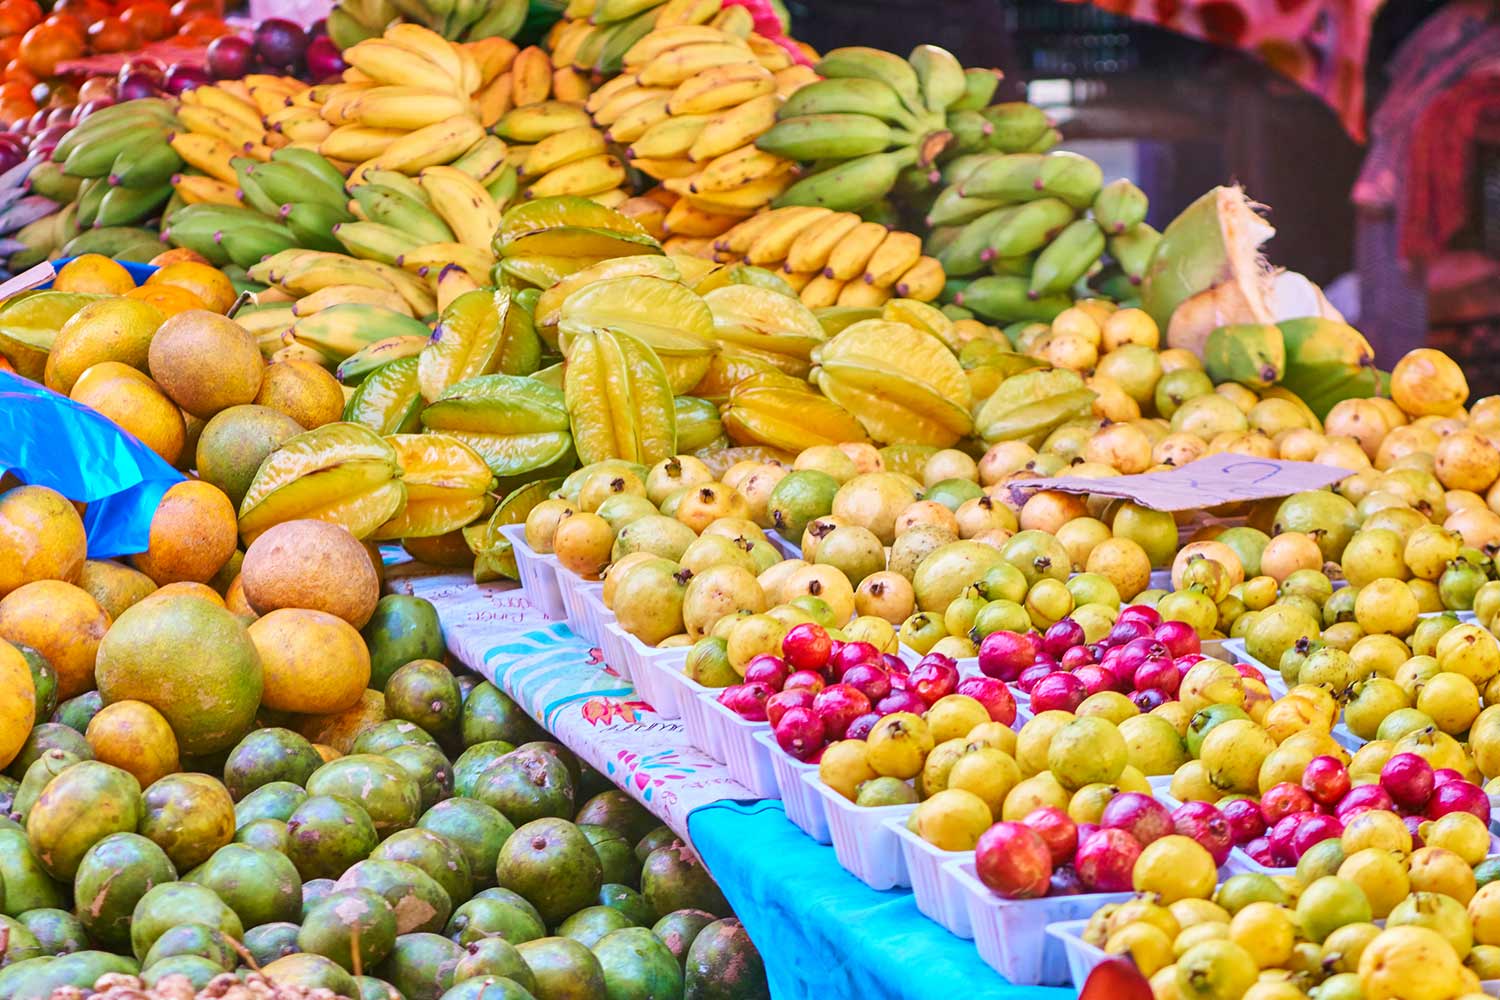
[
  {"x1": 1024, "y1": 127, "x2": 1062, "y2": 153},
  {"x1": 926, "y1": 186, "x2": 1006, "y2": 228},
  {"x1": 779, "y1": 78, "x2": 919, "y2": 130},
  {"x1": 989, "y1": 197, "x2": 1075, "y2": 258},
  {"x1": 94, "y1": 181, "x2": 172, "y2": 227},
  {"x1": 949, "y1": 68, "x2": 1002, "y2": 112},
  {"x1": 816, "y1": 46, "x2": 927, "y2": 118},
  {"x1": 1092, "y1": 178, "x2": 1149, "y2": 235},
  {"x1": 233, "y1": 158, "x2": 282, "y2": 218},
  {"x1": 1037, "y1": 152, "x2": 1102, "y2": 209},
  {"x1": 945, "y1": 110, "x2": 994, "y2": 154},
  {"x1": 979, "y1": 103, "x2": 1050, "y2": 153},
  {"x1": 1028, "y1": 218, "x2": 1105, "y2": 297},
  {"x1": 957, "y1": 152, "x2": 1043, "y2": 201},
  {"x1": 934, "y1": 206, "x2": 1008, "y2": 276},
  {"x1": 953, "y1": 274, "x2": 1071, "y2": 324},
  {"x1": 941, "y1": 152, "x2": 1002, "y2": 187},
  {"x1": 991, "y1": 254, "x2": 1033, "y2": 277},
  {"x1": 755, "y1": 114, "x2": 894, "y2": 162},
  {"x1": 909, "y1": 44, "x2": 966, "y2": 113},
  {"x1": 1108, "y1": 223, "x2": 1161, "y2": 283},
  {"x1": 773, "y1": 147, "x2": 918, "y2": 213}
]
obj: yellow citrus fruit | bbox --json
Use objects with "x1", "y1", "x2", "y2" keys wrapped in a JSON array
[
  {"x1": 43, "y1": 297, "x2": 165, "y2": 396},
  {"x1": 0, "y1": 579, "x2": 111, "y2": 699},
  {"x1": 148, "y1": 248, "x2": 211, "y2": 268},
  {"x1": 124, "y1": 283, "x2": 209, "y2": 318},
  {"x1": 70, "y1": 361, "x2": 186, "y2": 465},
  {"x1": 130, "y1": 480, "x2": 238, "y2": 586},
  {"x1": 0, "y1": 639, "x2": 35, "y2": 771},
  {"x1": 0, "y1": 484, "x2": 87, "y2": 597},
  {"x1": 247, "y1": 607, "x2": 371, "y2": 715},
  {"x1": 85, "y1": 699, "x2": 180, "y2": 787},
  {"x1": 146, "y1": 261, "x2": 237, "y2": 314},
  {"x1": 53, "y1": 253, "x2": 135, "y2": 295},
  {"x1": 145, "y1": 581, "x2": 226, "y2": 607}
]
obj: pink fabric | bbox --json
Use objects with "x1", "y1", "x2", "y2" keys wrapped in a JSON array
[
  {"x1": 1400, "y1": 71, "x2": 1500, "y2": 261},
  {"x1": 723, "y1": 0, "x2": 813, "y2": 65}
]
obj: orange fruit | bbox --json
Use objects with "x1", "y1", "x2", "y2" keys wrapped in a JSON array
[
  {"x1": 70, "y1": 361, "x2": 186, "y2": 465},
  {"x1": 298, "y1": 688, "x2": 385, "y2": 755},
  {"x1": 124, "y1": 284, "x2": 209, "y2": 318},
  {"x1": 223, "y1": 573, "x2": 255, "y2": 618},
  {"x1": 174, "y1": 13, "x2": 227, "y2": 40},
  {"x1": 85, "y1": 698, "x2": 179, "y2": 787},
  {"x1": 0, "y1": 579, "x2": 111, "y2": 699},
  {"x1": 41, "y1": 13, "x2": 83, "y2": 42},
  {"x1": 248, "y1": 607, "x2": 371, "y2": 714},
  {"x1": 254, "y1": 359, "x2": 344, "y2": 430},
  {"x1": 0, "y1": 484, "x2": 87, "y2": 597},
  {"x1": 77, "y1": 558, "x2": 158, "y2": 619},
  {"x1": 146, "y1": 310, "x2": 263, "y2": 419},
  {"x1": 0, "y1": 0, "x2": 41, "y2": 28},
  {"x1": 2, "y1": 59, "x2": 36, "y2": 88},
  {"x1": 53, "y1": 253, "x2": 135, "y2": 295},
  {"x1": 144, "y1": 580, "x2": 226, "y2": 606},
  {"x1": 17, "y1": 22, "x2": 77, "y2": 74},
  {"x1": 130, "y1": 480, "x2": 238, "y2": 585},
  {"x1": 148, "y1": 247, "x2": 210, "y2": 268},
  {"x1": 44, "y1": 296, "x2": 165, "y2": 396},
  {"x1": 240, "y1": 519, "x2": 380, "y2": 628},
  {"x1": 85, "y1": 14, "x2": 135, "y2": 51},
  {"x1": 146, "y1": 260, "x2": 235, "y2": 313},
  {"x1": 0, "y1": 638, "x2": 33, "y2": 770},
  {"x1": 119, "y1": 0, "x2": 171, "y2": 39}
]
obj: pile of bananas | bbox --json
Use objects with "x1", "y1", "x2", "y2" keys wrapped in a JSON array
[
  {"x1": 41, "y1": 100, "x2": 183, "y2": 241},
  {"x1": 755, "y1": 45, "x2": 1057, "y2": 218},
  {"x1": 582, "y1": 14, "x2": 816, "y2": 242},
  {"x1": 928, "y1": 150, "x2": 1160, "y2": 324},
  {"x1": 327, "y1": 0, "x2": 528, "y2": 48},
  {"x1": 478, "y1": 43, "x2": 589, "y2": 128},
  {"x1": 333, "y1": 162, "x2": 505, "y2": 282},
  {"x1": 710, "y1": 205, "x2": 943, "y2": 308}
]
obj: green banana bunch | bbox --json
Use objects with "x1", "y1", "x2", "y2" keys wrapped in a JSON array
[
  {"x1": 950, "y1": 275, "x2": 1071, "y2": 324},
  {"x1": 55, "y1": 99, "x2": 179, "y2": 180},
  {"x1": 1108, "y1": 223, "x2": 1161, "y2": 284},
  {"x1": 1029, "y1": 218, "x2": 1104, "y2": 297},
  {"x1": 328, "y1": 0, "x2": 524, "y2": 43},
  {"x1": 163, "y1": 204, "x2": 298, "y2": 269}
]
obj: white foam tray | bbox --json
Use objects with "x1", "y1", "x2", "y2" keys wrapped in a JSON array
[
  {"x1": 755, "y1": 729, "x2": 829, "y2": 843},
  {"x1": 497, "y1": 524, "x2": 564, "y2": 620},
  {"x1": 701, "y1": 694, "x2": 778, "y2": 798},
  {"x1": 804, "y1": 771, "x2": 914, "y2": 890},
  {"x1": 887, "y1": 820, "x2": 973, "y2": 938}
]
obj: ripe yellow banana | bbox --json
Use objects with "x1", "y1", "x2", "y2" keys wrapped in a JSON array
[
  {"x1": 714, "y1": 207, "x2": 794, "y2": 255},
  {"x1": 522, "y1": 125, "x2": 607, "y2": 177},
  {"x1": 623, "y1": 25, "x2": 739, "y2": 67},
  {"x1": 436, "y1": 263, "x2": 480, "y2": 311},
  {"x1": 780, "y1": 270, "x2": 813, "y2": 293},
  {"x1": 663, "y1": 198, "x2": 745, "y2": 237},
  {"x1": 667, "y1": 62, "x2": 775, "y2": 115},
  {"x1": 420, "y1": 165, "x2": 501, "y2": 252},
  {"x1": 268, "y1": 107, "x2": 334, "y2": 143},
  {"x1": 169, "y1": 133, "x2": 239, "y2": 184},
  {"x1": 497, "y1": 101, "x2": 594, "y2": 143},
  {"x1": 334, "y1": 220, "x2": 425, "y2": 265},
  {"x1": 351, "y1": 87, "x2": 474, "y2": 130},
  {"x1": 178, "y1": 104, "x2": 262, "y2": 148},
  {"x1": 895, "y1": 256, "x2": 944, "y2": 300},
  {"x1": 345, "y1": 39, "x2": 460, "y2": 94},
  {"x1": 653, "y1": 0, "x2": 722, "y2": 26},
  {"x1": 549, "y1": 18, "x2": 595, "y2": 70},
  {"x1": 553, "y1": 67, "x2": 591, "y2": 103},
  {"x1": 173, "y1": 174, "x2": 241, "y2": 206},
  {"x1": 711, "y1": 4, "x2": 755, "y2": 37},
  {"x1": 511, "y1": 46, "x2": 553, "y2": 107},
  {"x1": 743, "y1": 205, "x2": 831, "y2": 265},
  {"x1": 525, "y1": 153, "x2": 626, "y2": 198},
  {"x1": 785, "y1": 211, "x2": 862, "y2": 273},
  {"x1": 585, "y1": 73, "x2": 641, "y2": 113},
  {"x1": 193, "y1": 85, "x2": 265, "y2": 132},
  {"x1": 398, "y1": 242, "x2": 494, "y2": 282},
  {"x1": 836, "y1": 280, "x2": 891, "y2": 307},
  {"x1": 746, "y1": 33, "x2": 794, "y2": 71},
  {"x1": 455, "y1": 45, "x2": 481, "y2": 97},
  {"x1": 591, "y1": 84, "x2": 670, "y2": 126},
  {"x1": 604, "y1": 95, "x2": 671, "y2": 144},
  {"x1": 629, "y1": 157, "x2": 698, "y2": 180},
  {"x1": 320, "y1": 83, "x2": 379, "y2": 126},
  {"x1": 637, "y1": 43, "x2": 761, "y2": 87},
  {"x1": 774, "y1": 65, "x2": 820, "y2": 100},
  {"x1": 690, "y1": 143, "x2": 794, "y2": 193},
  {"x1": 467, "y1": 38, "x2": 519, "y2": 86},
  {"x1": 688, "y1": 93, "x2": 778, "y2": 162},
  {"x1": 825, "y1": 221, "x2": 888, "y2": 280},
  {"x1": 476, "y1": 73, "x2": 513, "y2": 128},
  {"x1": 373, "y1": 116, "x2": 486, "y2": 174},
  {"x1": 799, "y1": 273, "x2": 845, "y2": 308},
  {"x1": 452, "y1": 135, "x2": 510, "y2": 185},
  {"x1": 273, "y1": 252, "x2": 396, "y2": 296},
  {"x1": 367, "y1": 261, "x2": 438, "y2": 315},
  {"x1": 629, "y1": 114, "x2": 709, "y2": 160},
  {"x1": 385, "y1": 24, "x2": 467, "y2": 88},
  {"x1": 292, "y1": 283, "x2": 415, "y2": 317},
  {"x1": 321, "y1": 124, "x2": 410, "y2": 162},
  {"x1": 863, "y1": 231, "x2": 923, "y2": 287},
  {"x1": 670, "y1": 171, "x2": 791, "y2": 213}
]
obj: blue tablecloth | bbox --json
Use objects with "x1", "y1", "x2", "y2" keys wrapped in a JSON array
[{"x1": 688, "y1": 799, "x2": 1073, "y2": 1000}]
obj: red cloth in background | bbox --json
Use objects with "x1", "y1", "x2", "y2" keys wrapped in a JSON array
[{"x1": 1401, "y1": 71, "x2": 1500, "y2": 261}]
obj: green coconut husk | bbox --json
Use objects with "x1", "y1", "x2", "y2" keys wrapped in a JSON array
[{"x1": 1141, "y1": 186, "x2": 1278, "y2": 357}]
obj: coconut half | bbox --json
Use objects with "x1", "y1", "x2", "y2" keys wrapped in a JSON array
[
  {"x1": 1141, "y1": 186, "x2": 1278, "y2": 357},
  {"x1": 1271, "y1": 270, "x2": 1346, "y2": 324}
]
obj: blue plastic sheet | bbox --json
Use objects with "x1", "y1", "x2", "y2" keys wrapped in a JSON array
[
  {"x1": 688, "y1": 799, "x2": 1073, "y2": 1000},
  {"x1": 0, "y1": 371, "x2": 182, "y2": 558}
]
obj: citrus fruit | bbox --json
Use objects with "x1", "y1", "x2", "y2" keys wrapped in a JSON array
[
  {"x1": 0, "y1": 484, "x2": 86, "y2": 597},
  {"x1": 147, "y1": 310, "x2": 263, "y2": 419},
  {"x1": 253, "y1": 360, "x2": 343, "y2": 430},
  {"x1": 0, "y1": 579, "x2": 110, "y2": 700},
  {"x1": 129, "y1": 480, "x2": 238, "y2": 585},
  {"x1": 146, "y1": 261, "x2": 236, "y2": 313},
  {"x1": 85, "y1": 699, "x2": 180, "y2": 787},
  {"x1": 248, "y1": 608, "x2": 370, "y2": 715},
  {"x1": 43, "y1": 297, "x2": 164, "y2": 396},
  {"x1": 70, "y1": 361, "x2": 187, "y2": 465},
  {"x1": 125, "y1": 284, "x2": 209, "y2": 317},
  {"x1": 240, "y1": 520, "x2": 381, "y2": 628}
]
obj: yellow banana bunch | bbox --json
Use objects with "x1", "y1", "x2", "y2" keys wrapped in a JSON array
[
  {"x1": 576, "y1": 19, "x2": 811, "y2": 240},
  {"x1": 475, "y1": 44, "x2": 593, "y2": 128},
  {"x1": 710, "y1": 207, "x2": 946, "y2": 307},
  {"x1": 178, "y1": 82, "x2": 285, "y2": 153}
]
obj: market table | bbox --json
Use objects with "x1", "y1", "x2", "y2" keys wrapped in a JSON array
[{"x1": 385, "y1": 563, "x2": 1070, "y2": 999}]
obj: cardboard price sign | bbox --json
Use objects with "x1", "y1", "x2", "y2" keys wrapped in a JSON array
[{"x1": 1005, "y1": 454, "x2": 1355, "y2": 513}]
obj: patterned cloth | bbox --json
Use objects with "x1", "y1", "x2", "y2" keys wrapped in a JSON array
[{"x1": 385, "y1": 565, "x2": 754, "y2": 845}]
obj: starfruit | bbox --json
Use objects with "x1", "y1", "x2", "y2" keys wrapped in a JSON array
[
  {"x1": 973, "y1": 368, "x2": 1097, "y2": 445},
  {"x1": 344, "y1": 357, "x2": 424, "y2": 435},
  {"x1": 463, "y1": 477, "x2": 563, "y2": 583},
  {"x1": 692, "y1": 264, "x2": 799, "y2": 299},
  {"x1": 883, "y1": 298, "x2": 961, "y2": 353},
  {"x1": 558, "y1": 275, "x2": 717, "y2": 394},
  {"x1": 499, "y1": 255, "x2": 612, "y2": 291},
  {"x1": 563, "y1": 327, "x2": 676, "y2": 467},
  {"x1": 0, "y1": 291, "x2": 104, "y2": 380},
  {"x1": 494, "y1": 196, "x2": 663, "y2": 261},
  {"x1": 533, "y1": 255, "x2": 683, "y2": 331},
  {"x1": 880, "y1": 444, "x2": 940, "y2": 478},
  {"x1": 237, "y1": 422, "x2": 406, "y2": 545},
  {"x1": 810, "y1": 319, "x2": 973, "y2": 445},
  {"x1": 419, "y1": 374, "x2": 575, "y2": 478},
  {"x1": 371, "y1": 434, "x2": 496, "y2": 540},
  {"x1": 814, "y1": 306, "x2": 882, "y2": 338},
  {"x1": 419, "y1": 287, "x2": 542, "y2": 403},
  {"x1": 722, "y1": 371, "x2": 868, "y2": 453},
  {"x1": 703, "y1": 285, "x2": 826, "y2": 379},
  {"x1": 675, "y1": 396, "x2": 724, "y2": 452},
  {"x1": 688, "y1": 352, "x2": 776, "y2": 405}
]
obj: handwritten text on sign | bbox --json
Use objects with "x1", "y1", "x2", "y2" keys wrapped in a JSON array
[{"x1": 1007, "y1": 454, "x2": 1357, "y2": 512}]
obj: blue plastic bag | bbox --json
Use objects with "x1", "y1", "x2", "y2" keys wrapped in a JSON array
[{"x1": 0, "y1": 370, "x2": 183, "y2": 558}]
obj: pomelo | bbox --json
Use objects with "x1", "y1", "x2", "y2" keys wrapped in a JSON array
[
  {"x1": 240, "y1": 519, "x2": 380, "y2": 627},
  {"x1": 0, "y1": 486, "x2": 87, "y2": 598},
  {"x1": 0, "y1": 580, "x2": 111, "y2": 700}
]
